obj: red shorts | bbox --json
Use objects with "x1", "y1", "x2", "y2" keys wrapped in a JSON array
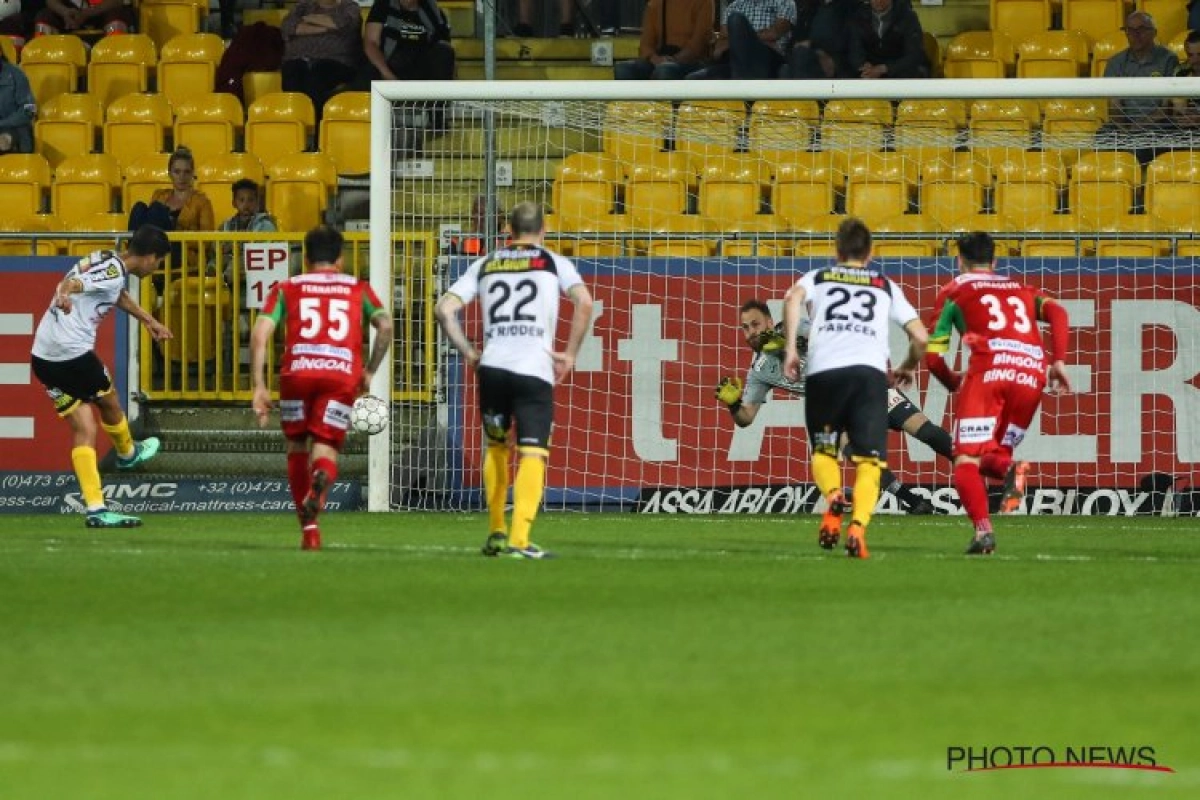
[
  {"x1": 952, "y1": 367, "x2": 1046, "y2": 458},
  {"x1": 278, "y1": 374, "x2": 356, "y2": 447}
]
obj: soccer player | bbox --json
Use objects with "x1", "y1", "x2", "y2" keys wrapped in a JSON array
[
  {"x1": 781, "y1": 217, "x2": 928, "y2": 558},
  {"x1": 715, "y1": 298, "x2": 954, "y2": 515},
  {"x1": 925, "y1": 231, "x2": 1071, "y2": 555},
  {"x1": 30, "y1": 225, "x2": 172, "y2": 529},
  {"x1": 250, "y1": 225, "x2": 394, "y2": 551},
  {"x1": 435, "y1": 202, "x2": 594, "y2": 559}
]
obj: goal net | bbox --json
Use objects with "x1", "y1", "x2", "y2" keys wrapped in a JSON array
[{"x1": 368, "y1": 78, "x2": 1200, "y2": 516}]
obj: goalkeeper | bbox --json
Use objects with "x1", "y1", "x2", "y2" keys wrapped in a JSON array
[{"x1": 715, "y1": 298, "x2": 953, "y2": 514}]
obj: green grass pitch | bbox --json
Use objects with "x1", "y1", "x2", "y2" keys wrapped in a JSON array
[{"x1": 1, "y1": 512, "x2": 1197, "y2": 799}]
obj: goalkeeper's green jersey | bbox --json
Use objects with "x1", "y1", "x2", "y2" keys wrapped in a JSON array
[{"x1": 742, "y1": 322, "x2": 808, "y2": 405}]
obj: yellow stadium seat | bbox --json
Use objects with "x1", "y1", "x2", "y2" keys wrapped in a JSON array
[
  {"x1": 1141, "y1": 0, "x2": 1190, "y2": 45},
  {"x1": 1016, "y1": 30, "x2": 1091, "y2": 78},
  {"x1": 991, "y1": 0, "x2": 1053, "y2": 42},
  {"x1": 697, "y1": 154, "x2": 772, "y2": 223},
  {"x1": 1041, "y1": 98, "x2": 1106, "y2": 158},
  {"x1": 1176, "y1": 240, "x2": 1200, "y2": 257},
  {"x1": 139, "y1": 0, "x2": 208, "y2": 50},
  {"x1": 845, "y1": 152, "x2": 918, "y2": 220},
  {"x1": 923, "y1": 31, "x2": 943, "y2": 78},
  {"x1": 196, "y1": 152, "x2": 266, "y2": 208},
  {"x1": 1146, "y1": 151, "x2": 1200, "y2": 229},
  {"x1": 0, "y1": 215, "x2": 59, "y2": 256},
  {"x1": 747, "y1": 100, "x2": 820, "y2": 167},
  {"x1": 160, "y1": 277, "x2": 231, "y2": 364},
  {"x1": 174, "y1": 93, "x2": 245, "y2": 160},
  {"x1": 102, "y1": 93, "x2": 174, "y2": 169},
  {"x1": 993, "y1": 151, "x2": 1066, "y2": 224},
  {"x1": 1013, "y1": 213, "x2": 1086, "y2": 257},
  {"x1": 246, "y1": 92, "x2": 316, "y2": 170},
  {"x1": 624, "y1": 152, "x2": 694, "y2": 227},
  {"x1": 894, "y1": 100, "x2": 966, "y2": 168},
  {"x1": 945, "y1": 31, "x2": 1017, "y2": 76},
  {"x1": 603, "y1": 101, "x2": 672, "y2": 169},
  {"x1": 896, "y1": 99, "x2": 969, "y2": 129},
  {"x1": 640, "y1": 215, "x2": 714, "y2": 258},
  {"x1": 968, "y1": 99, "x2": 1041, "y2": 165},
  {"x1": 1168, "y1": 29, "x2": 1188, "y2": 62},
  {"x1": 265, "y1": 152, "x2": 337, "y2": 232},
  {"x1": 1062, "y1": 0, "x2": 1127, "y2": 45},
  {"x1": 35, "y1": 93, "x2": 103, "y2": 169},
  {"x1": 53, "y1": 153, "x2": 122, "y2": 219},
  {"x1": 1070, "y1": 150, "x2": 1140, "y2": 225},
  {"x1": 873, "y1": 215, "x2": 940, "y2": 257},
  {"x1": 771, "y1": 153, "x2": 844, "y2": 227},
  {"x1": 1090, "y1": 29, "x2": 1128, "y2": 76},
  {"x1": 674, "y1": 101, "x2": 746, "y2": 162},
  {"x1": 87, "y1": 34, "x2": 157, "y2": 108},
  {"x1": 943, "y1": 58, "x2": 1007, "y2": 78},
  {"x1": 1096, "y1": 238, "x2": 1170, "y2": 257},
  {"x1": 823, "y1": 99, "x2": 894, "y2": 126},
  {"x1": 552, "y1": 152, "x2": 622, "y2": 225},
  {"x1": 122, "y1": 153, "x2": 171, "y2": 211},
  {"x1": 718, "y1": 217, "x2": 791, "y2": 257},
  {"x1": 551, "y1": 215, "x2": 629, "y2": 256},
  {"x1": 64, "y1": 213, "x2": 130, "y2": 256},
  {"x1": 0, "y1": 153, "x2": 51, "y2": 217},
  {"x1": 820, "y1": 100, "x2": 892, "y2": 173},
  {"x1": 319, "y1": 91, "x2": 370, "y2": 176},
  {"x1": 243, "y1": 71, "x2": 283, "y2": 107},
  {"x1": 789, "y1": 214, "x2": 847, "y2": 256},
  {"x1": 158, "y1": 32, "x2": 225, "y2": 109},
  {"x1": 19, "y1": 35, "x2": 87, "y2": 105},
  {"x1": 921, "y1": 156, "x2": 991, "y2": 228}
]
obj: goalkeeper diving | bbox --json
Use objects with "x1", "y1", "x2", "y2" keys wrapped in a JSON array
[{"x1": 715, "y1": 299, "x2": 955, "y2": 515}]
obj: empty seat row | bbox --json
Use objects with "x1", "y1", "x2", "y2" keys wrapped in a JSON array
[
  {"x1": 32, "y1": 90, "x2": 370, "y2": 176},
  {"x1": 989, "y1": 0, "x2": 1187, "y2": 45},
  {"x1": 945, "y1": 26, "x2": 1193, "y2": 78}
]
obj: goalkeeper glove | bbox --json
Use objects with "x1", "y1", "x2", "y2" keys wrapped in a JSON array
[
  {"x1": 715, "y1": 376, "x2": 744, "y2": 407},
  {"x1": 754, "y1": 329, "x2": 787, "y2": 354}
]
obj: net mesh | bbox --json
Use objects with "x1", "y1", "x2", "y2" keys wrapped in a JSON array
[{"x1": 380, "y1": 87, "x2": 1200, "y2": 513}]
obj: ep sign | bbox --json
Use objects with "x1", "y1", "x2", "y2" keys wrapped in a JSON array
[{"x1": 243, "y1": 243, "x2": 290, "y2": 309}]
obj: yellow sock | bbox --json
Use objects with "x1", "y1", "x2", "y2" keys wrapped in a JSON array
[
  {"x1": 483, "y1": 443, "x2": 510, "y2": 534},
  {"x1": 851, "y1": 457, "x2": 883, "y2": 528},
  {"x1": 71, "y1": 446, "x2": 106, "y2": 511},
  {"x1": 101, "y1": 417, "x2": 135, "y2": 460},
  {"x1": 812, "y1": 450, "x2": 843, "y2": 500},
  {"x1": 508, "y1": 449, "x2": 547, "y2": 549}
]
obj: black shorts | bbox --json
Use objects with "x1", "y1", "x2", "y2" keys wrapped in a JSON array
[
  {"x1": 31, "y1": 352, "x2": 113, "y2": 416},
  {"x1": 806, "y1": 365, "x2": 889, "y2": 463},
  {"x1": 477, "y1": 365, "x2": 554, "y2": 450},
  {"x1": 887, "y1": 388, "x2": 923, "y2": 431}
]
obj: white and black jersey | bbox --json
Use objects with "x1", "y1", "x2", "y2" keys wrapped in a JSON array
[
  {"x1": 31, "y1": 250, "x2": 128, "y2": 362},
  {"x1": 446, "y1": 243, "x2": 584, "y2": 385},
  {"x1": 796, "y1": 264, "x2": 919, "y2": 376}
]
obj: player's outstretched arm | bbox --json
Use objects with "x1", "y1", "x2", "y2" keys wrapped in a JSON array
[
  {"x1": 781, "y1": 284, "x2": 807, "y2": 382},
  {"x1": 434, "y1": 292, "x2": 480, "y2": 369},
  {"x1": 893, "y1": 318, "x2": 928, "y2": 388},
  {"x1": 552, "y1": 283, "x2": 594, "y2": 384},
  {"x1": 116, "y1": 290, "x2": 172, "y2": 341},
  {"x1": 1039, "y1": 298, "x2": 1071, "y2": 395},
  {"x1": 714, "y1": 376, "x2": 758, "y2": 428}
]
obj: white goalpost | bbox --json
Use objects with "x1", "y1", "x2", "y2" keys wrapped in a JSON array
[{"x1": 367, "y1": 78, "x2": 1200, "y2": 515}]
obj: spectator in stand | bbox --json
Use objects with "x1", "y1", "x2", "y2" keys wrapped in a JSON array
[
  {"x1": 688, "y1": 0, "x2": 796, "y2": 81},
  {"x1": 281, "y1": 0, "x2": 362, "y2": 122},
  {"x1": 0, "y1": 46, "x2": 34, "y2": 155},
  {"x1": 218, "y1": 0, "x2": 239, "y2": 40},
  {"x1": 846, "y1": 0, "x2": 929, "y2": 79},
  {"x1": 1171, "y1": 30, "x2": 1200, "y2": 130},
  {"x1": 128, "y1": 148, "x2": 216, "y2": 279},
  {"x1": 1097, "y1": 11, "x2": 1177, "y2": 164},
  {"x1": 34, "y1": 0, "x2": 134, "y2": 36},
  {"x1": 785, "y1": 0, "x2": 855, "y2": 79},
  {"x1": 613, "y1": 0, "x2": 713, "y2": 81},
  {"x1": 1191, "y1": 1, "x2": 1200, "y2": 34},
  {"x1": 513, "y1": 0, "x2": 574, "y2": 37},
  {"x1": 1, "y1": 0, "x2": 29, "y2": 54},
  {"x1": 362, "y1": 0, "x2": 454, "y2": 83},
  {"x1": 216, "y1": 179, "x2": 278, "y2": 287}
]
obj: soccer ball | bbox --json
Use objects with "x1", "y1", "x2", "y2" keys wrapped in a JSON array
[{"x1": 351, "y1": 394, "x2": 388, "y2": 435}]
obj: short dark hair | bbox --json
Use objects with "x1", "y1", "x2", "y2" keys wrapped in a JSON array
[
  {"x1": 739, "y1": 299, "x2": 771, "y2": 317},
  {"x1": 835, "y1": 217, "x2": 872, "y2": 261},
  {"x1": 128, "y1": 225, "x2": 170, "y2": 257},
  {"x1": 1187, "y1": 29, "x2": 1200, "y2": 47},
  {"x1": 304, "y1": 225, "x2": 344, "y2": 266},
  {"x1": 956, "y1": 231, "x2": 996, "y2": 265},
  {"x1": 509, "y1": 202, "x2": 544, "y2": 237},
  {"x1": 231, "y1": 178, "x2": 260, "y2": 199}
]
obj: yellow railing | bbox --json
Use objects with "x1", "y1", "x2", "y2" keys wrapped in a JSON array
[{"x1": 128, "y1": 231, "x2": 438, "y2": 403}]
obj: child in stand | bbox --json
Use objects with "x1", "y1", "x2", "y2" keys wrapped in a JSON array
[{"x1": 218, "y1": 179, "x2": 278, "y2": 287}]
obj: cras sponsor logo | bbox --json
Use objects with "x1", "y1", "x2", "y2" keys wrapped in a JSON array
[
  {"x1": 947, "y1": 744, "x2": 1173, "y2": 774},
  {"x1": 637, "y1": 486, "x2": 1164, "y2": 515}
]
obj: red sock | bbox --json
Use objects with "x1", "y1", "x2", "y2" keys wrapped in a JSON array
[
  {"x1": 954, "y1": 461, "x2": 992, "y2": 530},
  {"x1": 311, "y1": 457, "x2": 338, "y2": 510},
  {"x1": 288, "y1": 452, "x2": 310, "y2": 517},
  {"x1": 980, "y1": 451, "x2": 1013, "y2": 481}
]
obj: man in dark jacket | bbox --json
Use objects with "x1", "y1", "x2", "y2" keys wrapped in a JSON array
[
  {"x1": 0, "y1": 48, "x2": 34, "y2": 154},
  {"x1": 785, "y1": 0, "x2": 855, "y2": 79},
  {"x1": 846, "y1": 0, "x2": 929, "y2": 80}
]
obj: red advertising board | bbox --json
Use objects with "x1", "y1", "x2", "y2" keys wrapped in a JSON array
[
  {"x1": 0, "y1": 259, "x2": 122, "y2": 472},
  {"x1": 451, "y1": 259, "x2": 1199, "y2": 501}
]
